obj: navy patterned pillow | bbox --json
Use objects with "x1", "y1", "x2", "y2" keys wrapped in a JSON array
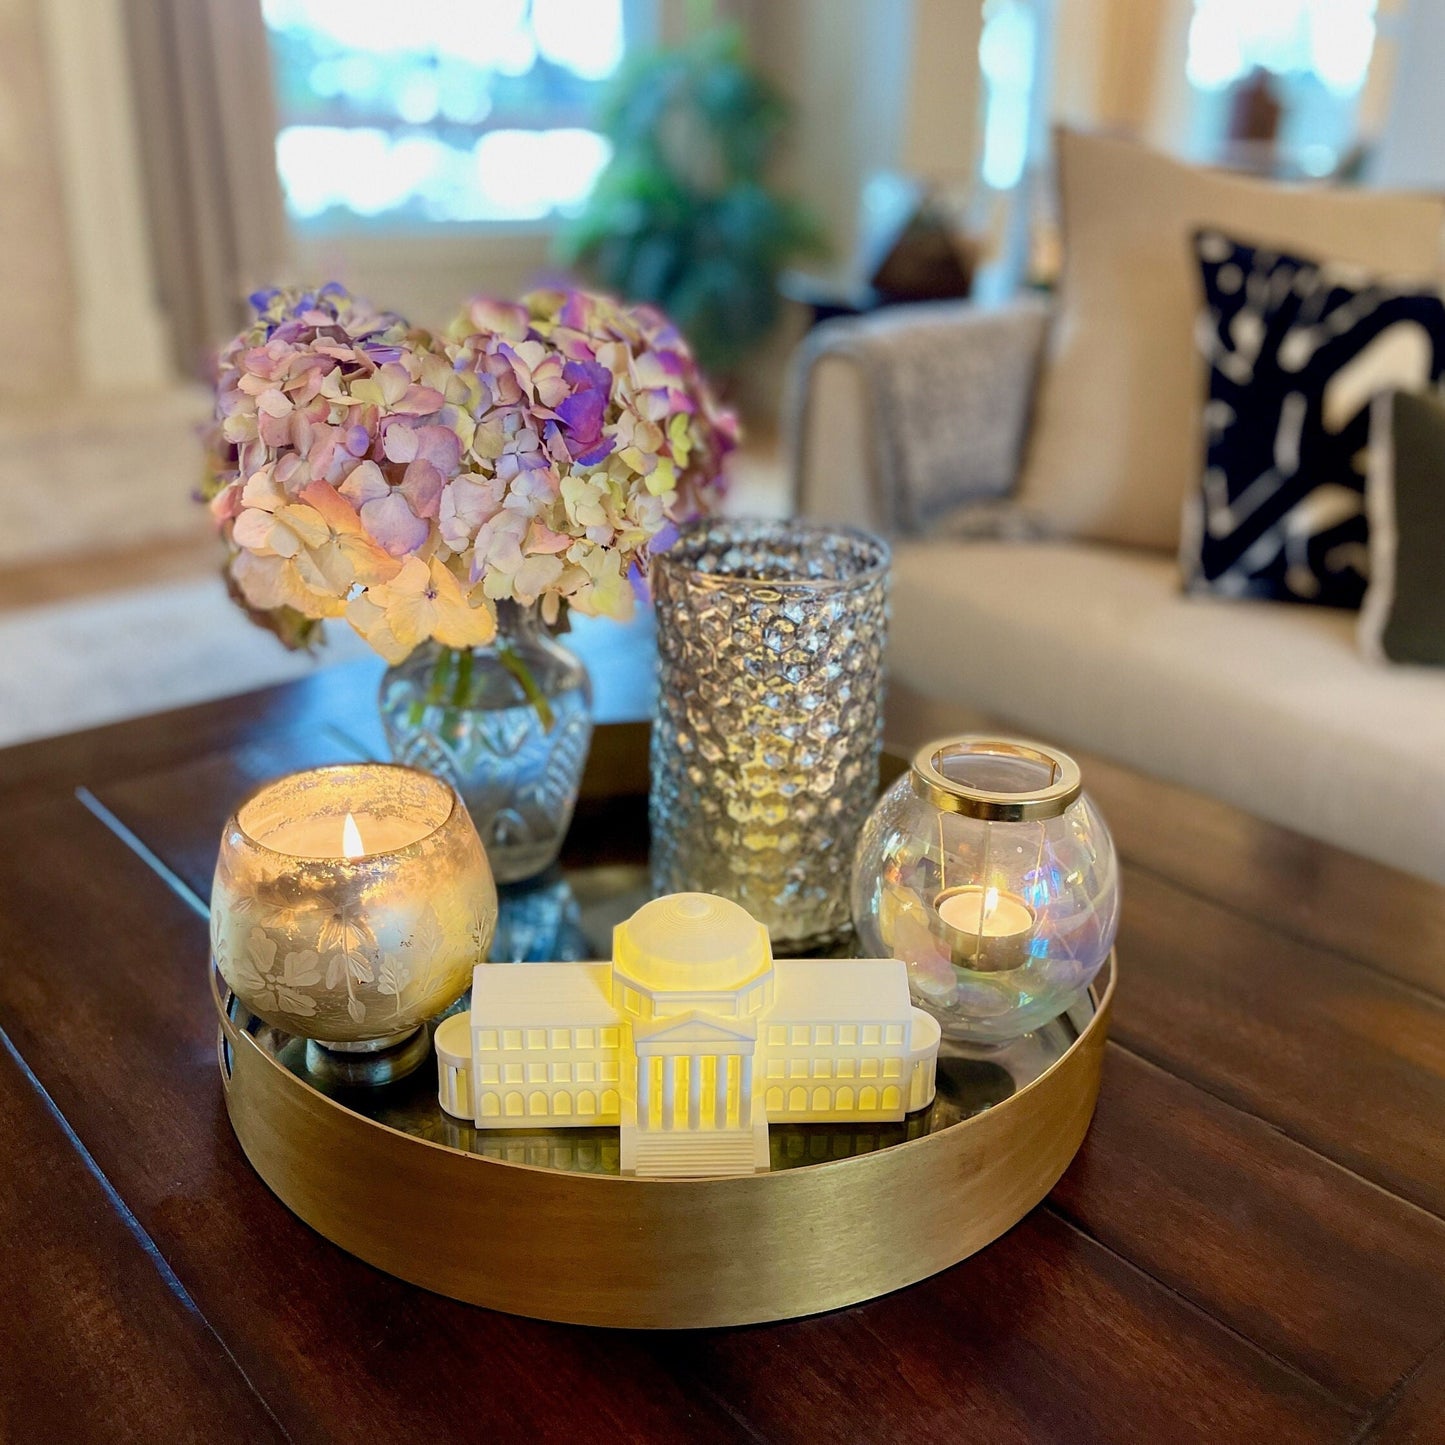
[{"x1": 1185, "y1": 231, "x2": 1445, "y2": 607}]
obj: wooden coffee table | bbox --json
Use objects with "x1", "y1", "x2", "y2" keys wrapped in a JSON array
[{"x1": 1, "y1": 658, "x2": 1442, "y2": 1443}]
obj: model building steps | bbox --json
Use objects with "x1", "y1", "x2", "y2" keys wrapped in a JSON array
[{"x1": 629, "y1": 1130, "x2": 761, "y2": 1178}]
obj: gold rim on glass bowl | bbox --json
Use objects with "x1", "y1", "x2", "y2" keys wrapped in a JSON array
[{"x1": 909, "y1": 736, "x2": 1084, "y2": 823}]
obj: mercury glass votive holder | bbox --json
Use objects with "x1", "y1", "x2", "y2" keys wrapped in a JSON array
[
  {"x1": 211, "y1": 764, "x2": 497, "y2": 1083},
  {"x1": 650, "y1": 518, "x2": 890, "y2": 949},
  {"x1": 852, "y1": 737, "x2": 1120, "y2": 1043}
]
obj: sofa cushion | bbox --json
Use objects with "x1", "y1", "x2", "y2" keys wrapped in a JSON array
[
  {"x1": 1186, "y1": 230, "x2": 1445, "y2": 608},
  {"x1": 1361, "y1": 389, "x2": 1445, "y2": 665},
  {"x1": 1015, "y1": 130, "x2": 1445, "y2": 553},
  {"x1": 889, "y1": 539, "x2": 1445, "y2": 884}
]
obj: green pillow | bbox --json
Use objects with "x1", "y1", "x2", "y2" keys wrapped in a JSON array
[{"x1": 1361, "y1": 391, "x2": 1445, "y2": 665}]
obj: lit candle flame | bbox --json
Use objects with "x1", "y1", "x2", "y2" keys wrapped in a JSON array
[
  {"x1": 341, "y1": 812, "x2": 365, "y2": 860},
  {"x1": 983, "y1": 886, "x2": 999, "y2": 918}
]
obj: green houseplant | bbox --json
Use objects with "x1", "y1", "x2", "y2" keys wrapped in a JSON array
[{"x1": 558, "y1": 25, "x2": 824, "y2": 376}]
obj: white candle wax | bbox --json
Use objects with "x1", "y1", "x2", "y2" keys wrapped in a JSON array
[
  {"x1": 934, "y1": 885, "x2": 1034, "y2": 973},
  {"x1": 936, "y1": 886, "x2": 1033, "y2": 940}
]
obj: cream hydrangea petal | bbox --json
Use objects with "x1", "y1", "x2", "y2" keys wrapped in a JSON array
[
  {"x1": 240, "y1": 465, "x2": 285, "y2": 512},
  {"x1": 232, "y1": 508, "x2": 276, "y2": 552},
  {"x1": 274, "y1": 503, "x2": 330, "y2": 550},
  {"x1": 512, "y1": 552, "x2": 565, "y2": 604},
  {"x1": 336, "y1": 460, "x2": 389, "y2": 508},
  {"x1": 427, "y1": 560, "x2": 498, "y2": 649}
]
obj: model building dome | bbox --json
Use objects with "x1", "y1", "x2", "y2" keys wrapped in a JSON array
[{"x1": 613, "y1": 893, "x2": 771, "y2": 993}]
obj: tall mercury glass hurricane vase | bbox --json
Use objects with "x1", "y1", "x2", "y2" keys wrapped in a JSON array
[
  {"x1": 202, "y1": 284, "x2": 737, "y2": 883},
  {"x1": 650, "y1": 519, "x2": 890, "y2": 949}
]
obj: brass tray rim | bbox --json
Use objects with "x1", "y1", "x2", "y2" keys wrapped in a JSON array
[{"x1": 213, "y1": 952, "x2": 1115, "y2": 1188}]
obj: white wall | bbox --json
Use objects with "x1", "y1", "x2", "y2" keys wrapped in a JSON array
[{"x1": 1369, "y1": 1, "x2": 1445, "y2": 189}]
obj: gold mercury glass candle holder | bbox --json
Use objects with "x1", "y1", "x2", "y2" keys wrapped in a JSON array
[
  {"x1": 852, "y1": 737, "x2": 1121, "y2": 1044},
  {"x1": 211, "y1": 763, "x2": 497, "y2": 1085}
]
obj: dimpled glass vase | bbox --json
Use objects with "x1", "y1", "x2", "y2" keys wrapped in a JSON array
[
  {"x1": 379, "y1": 602, "x2": 593, "y2": 884},
  {"x1": 650, "y1": 518, "x2": 889, "y2": 949}
]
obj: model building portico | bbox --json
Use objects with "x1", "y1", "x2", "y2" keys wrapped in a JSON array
[{"x1": 436, "y1": 893, "x2": 941, "y2": 1179}]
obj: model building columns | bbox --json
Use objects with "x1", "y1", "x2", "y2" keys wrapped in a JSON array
[{"x1": 634, "y1": 1040, "x2": 757, "y2": 1133}]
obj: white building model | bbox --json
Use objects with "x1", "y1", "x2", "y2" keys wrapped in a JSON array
[{"x1": 435, "y1": 893, "x2": 941, "y2": 1178}]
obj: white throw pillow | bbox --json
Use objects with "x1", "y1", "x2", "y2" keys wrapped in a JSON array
[{"x1": 1015, "y1": 129, "x2": 1445, "y2": 553}]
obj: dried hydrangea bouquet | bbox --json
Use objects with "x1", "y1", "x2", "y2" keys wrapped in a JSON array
[{"x1": 202, "y1": 283, "x2": 737, "y2": 881}]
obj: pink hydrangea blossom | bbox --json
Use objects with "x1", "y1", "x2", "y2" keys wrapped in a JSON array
[
  {"x1": 202, "y1": 281, "x2": 737, "y2": 658},
  {"x1": 443, "y1": 286, "x2": 738, "y2": 622}
]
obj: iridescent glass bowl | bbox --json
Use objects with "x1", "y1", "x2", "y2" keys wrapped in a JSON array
[
  {"x1": 852, "y1": 737, "x2": 1120, "y2": 1043},
  {"x1": 212, "y1": 764, "x2": 497, "y2": 1082}
]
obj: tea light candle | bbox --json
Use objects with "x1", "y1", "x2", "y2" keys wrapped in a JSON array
[
  {"x1": 211, "y1": 763, "x2": 497, "y2": 1083},
  {"x1": 933, "y1": 885, "x2": 1034, "y2": 972}
]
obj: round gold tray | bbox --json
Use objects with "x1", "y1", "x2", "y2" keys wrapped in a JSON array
[{"x1": 213, "y1": 934, "x2": 1114, "y2": 1330}]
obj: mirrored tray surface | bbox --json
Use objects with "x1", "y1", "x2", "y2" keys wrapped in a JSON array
[{"x1": 225, "y1": 862, "x2": 1102, "y2": 1178}]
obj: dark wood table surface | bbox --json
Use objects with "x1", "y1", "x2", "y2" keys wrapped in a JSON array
[{"x1": 2, "y1": 657, "x2": 1443, "y2": 1444}]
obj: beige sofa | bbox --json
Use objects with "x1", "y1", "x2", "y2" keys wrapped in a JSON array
[{"x1": 790, "y1": 296, "x2": 1445, "y2": 886}]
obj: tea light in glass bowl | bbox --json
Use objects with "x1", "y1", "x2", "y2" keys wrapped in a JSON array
[
  {"x1": 211, "y1": 764, "x2": 497, "y2": 1084},
  {"x1": 933, "y1": 885, "x2": 1035, "y2": 972},
  {"x1": 852, "y1": 736, "x2": 1120, "y2": 1043}
]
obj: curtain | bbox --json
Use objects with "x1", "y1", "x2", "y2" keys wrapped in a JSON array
[{"x1": 122, "y1": 0, "x2": 289, "y2": 377}]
